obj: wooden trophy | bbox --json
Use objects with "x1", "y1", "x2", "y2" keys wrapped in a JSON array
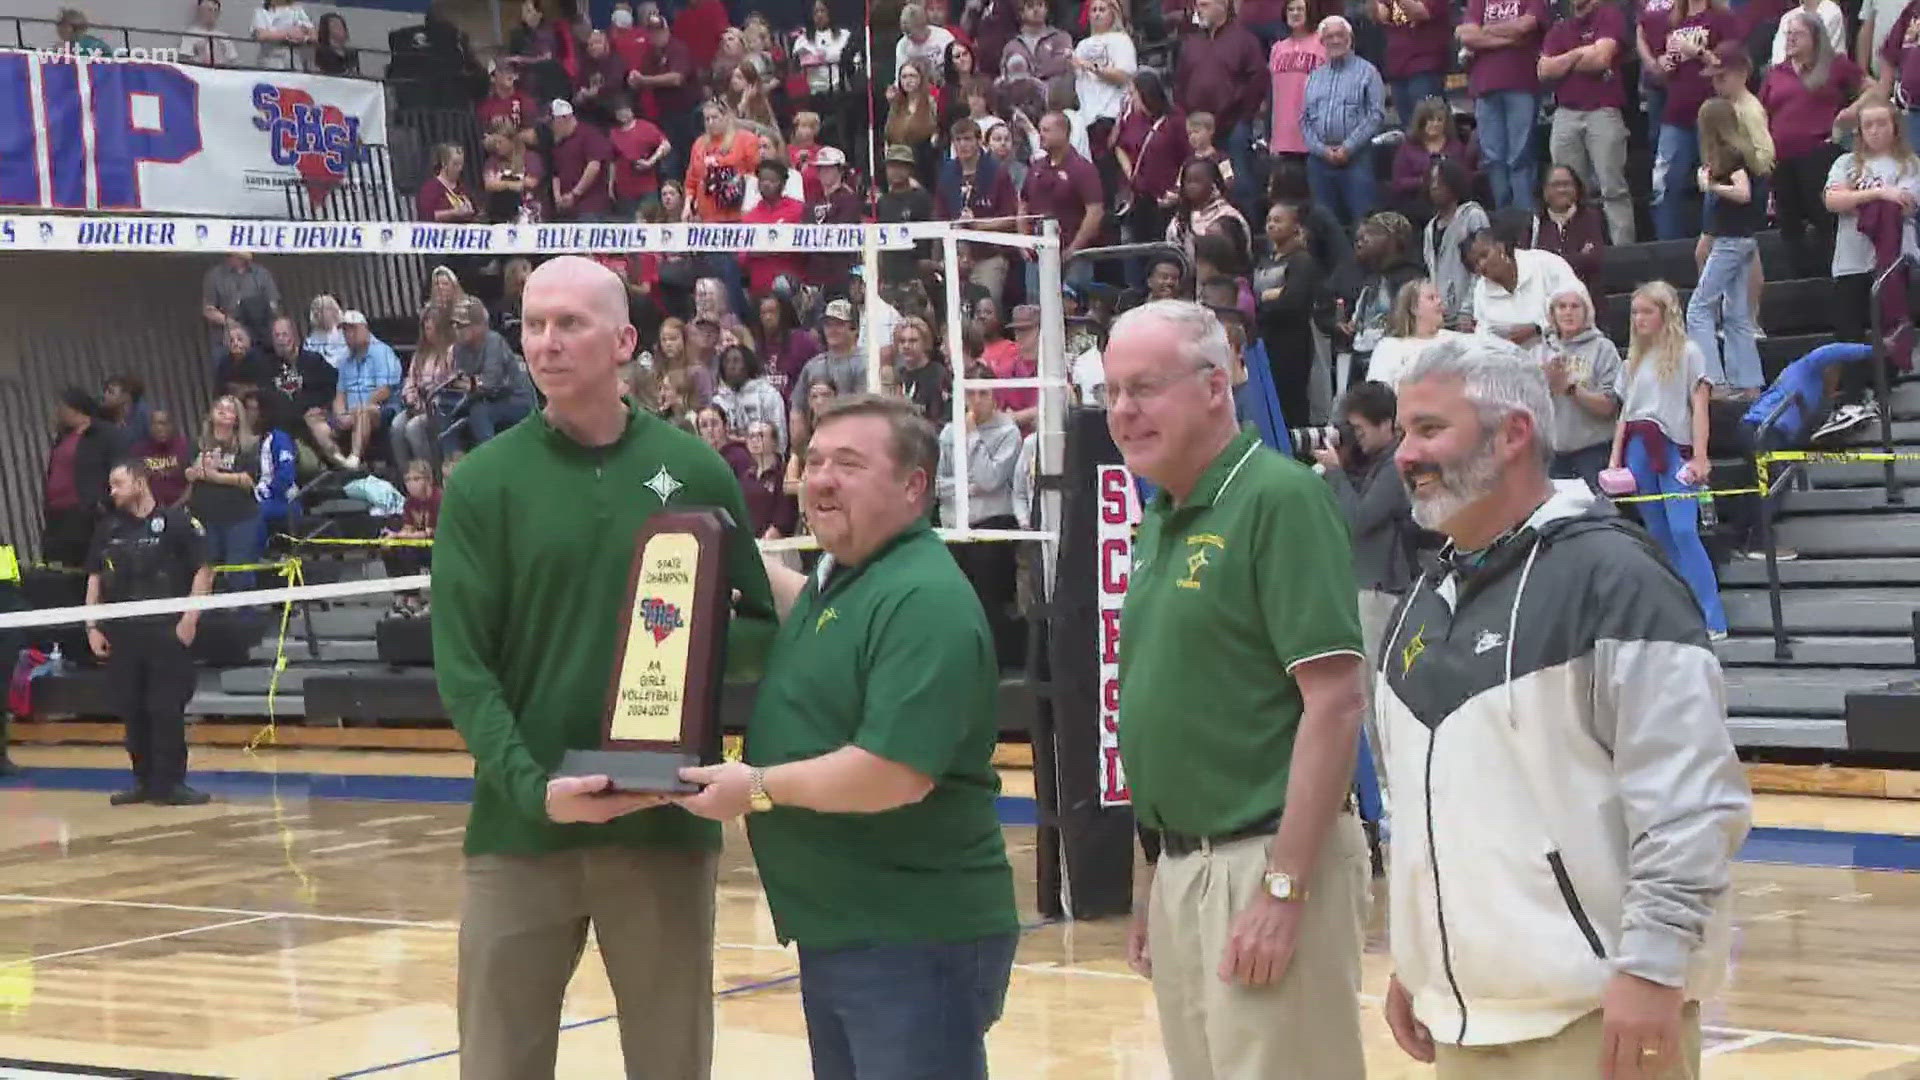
[{"x1": 556, "y1": 507, "x2": 733, "y2": 793}]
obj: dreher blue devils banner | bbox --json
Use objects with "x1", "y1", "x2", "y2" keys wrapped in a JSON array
[
  {"x1": 0, "y1": 49, "x2": 387, "y2": 217},
  {"x1": 0, "y1": 216, "x2": 923, "y2": 254}
]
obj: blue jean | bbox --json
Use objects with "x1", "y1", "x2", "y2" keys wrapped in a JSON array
[
  {"x1": 1226, "y1": 119, "x2": 1260, "y2": 208},
  {"x1": 1653, "y1": 122, "x2": 1702, "y2": 241},
  {"x1": 1624, "y1": 432, "x2": 1728, "y2": 633},
  {"x1": 1307, "y1": 145, "x2": 1378, "y2": 230},
  {"x1": 1391, "y1": 72, "x2": 1446, "y2": 128},
  {"x1": 798, "y1": 932, "x2": 1018, "y2": 1080},
  {"x1": 203, "y1": 509, "x2": 264, "y2": 591},
  {"x1": 1687, "y1": 235, "x2": 1766, "y2": 389},
  {"x1": 459, "y1": 396, "x2": 532, "y2": 446},
  {"x1": 1474, "y1": 90, "x2": 1539, "y2": 211},
  {"x1": 1024, "y1": 256, "x2": 1094, "y2": 305}
]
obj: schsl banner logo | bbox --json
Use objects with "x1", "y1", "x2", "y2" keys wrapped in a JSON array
[{"x1": 0, "y1": 49, "x2": 387, "y2": 217}]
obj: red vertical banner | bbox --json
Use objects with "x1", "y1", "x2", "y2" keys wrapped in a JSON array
[{"x1": 1094, "y1": 465, "x2": 1140, "y2": 806}]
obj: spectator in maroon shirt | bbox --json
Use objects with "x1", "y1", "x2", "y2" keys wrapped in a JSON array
[
  {"x1": 1540, "y1": 0, "x2": 1635, "y2": 243},
  {"x1": 548, "y1": 99, "x2": 613, "y2": 221},
  {"x1": 1646, "y1": 0, "x2": 1743, "y2": 237},
  {"x1": 804, "y1": 146, "x2": 863, "y2": 296},
  {"x1": 608, "y1": 94, "x2": 669, "y2": 216},
  {"x1": 1174, "y1": 0, "x2": 1267, "y2": 204},
  {"x1": 477, "y1": 61, "x2": 540, "y2": 145},
  {"x1": 967, "y1": 0, "x2": 1021, "y2": 75},
  {"x1": 1534, "y1": 164, "x2": 1610, "y2": 311},
  {"x1": 574, "y1": 28, "x2": 629, "y2": 124},
  {"x1": 1390, "y1": 96, "x2": 1483, "y2": 220},
  {"x1": 1765, "y1": 9, "x2": 1866, "y2": 276},
  {"x1": 756, "y1": 293, "x2": 820, "y2": 398},
  {"x1": 1373, "y1": 0, "x2": 1454, "y2": 126},
  {"x1": 738, "y1": 418, "x2": 798, "y2": 538},
  {"x1": 1019, "y1": 110, "x2": 1104, "y2": 289},
  {"x1": 694, "y1": 404, "x2": 753, "y2": 473},
  {"x1": 1115, "y1": 68, "x2": 1188, "y2": 261},
  {"x1": 939, "y1": 117, "x2": 1021, "y2": 303},
  {"x1": 1459, "y1": 0, "x2": 1547, "y2": 211},
  {"x1": 128, "y1": 408, "x2": 191, "y2": 508},
  {"x1": 628, "y1": 13, "x2": 699, "y2": 175},
  {"x1": 417, "y1": 143, "x2": 479, "y2": 223}
]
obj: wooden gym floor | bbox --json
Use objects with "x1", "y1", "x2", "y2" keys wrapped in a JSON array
[{"x1": 2, "y1": 746, "x2": 1920, "y2": 1079}]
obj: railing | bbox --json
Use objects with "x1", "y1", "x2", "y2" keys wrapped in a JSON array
[
  {"x1": 2, "y1": 13, "x2": 393, "y2": 81},
  {"x1": 1868, "y1": 253, "x2": 1914, "y2": 505},
  {"x1": 1754, "y1": 389, "x2": 1807, "y2": 661}
]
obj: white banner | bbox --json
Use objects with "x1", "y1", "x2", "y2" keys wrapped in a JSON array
[
  {"x1": 1095, "y1": 465, "x2": 1142, "y2": 808},
  {"x1": 0, "y1": 214, "x2": 925, "y2": 254},
  {"x1": 0, "y1": 50, "x2": 388, "y2": 217}
]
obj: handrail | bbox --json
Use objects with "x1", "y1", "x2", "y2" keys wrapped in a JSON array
[
  {"x1": 1754, "y1": 388, "x2": 1807, "y2": 661},
  {"x1": 2, "y1": 13, "x2": 395, "y2": 82},
  {"x1": 1868, "y1": 251, "x2": 1916, "y2": 505}
]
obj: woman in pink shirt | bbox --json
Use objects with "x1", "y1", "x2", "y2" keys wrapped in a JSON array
[
  {"x1": 1268, "y1": 0, "x2": 1325, "y2": 158},
  {"x1": 1760, "y1": 8, "x2": 1864, "y2": 277}
]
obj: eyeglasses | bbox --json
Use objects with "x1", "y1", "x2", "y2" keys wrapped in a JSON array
[{"x1": 1106, "y1": 362, "x2": 1211, "y2": 407}]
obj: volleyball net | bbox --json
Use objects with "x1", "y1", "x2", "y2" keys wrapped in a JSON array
[{"x1": 0, "y1": 214, "x2": 1072, "y2": 682}]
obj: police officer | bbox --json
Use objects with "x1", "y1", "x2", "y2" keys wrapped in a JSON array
[{"x1": 84, "y1": 461, "x2": 213, "y2": 806}]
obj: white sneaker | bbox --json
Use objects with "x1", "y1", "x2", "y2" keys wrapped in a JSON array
[
  {"x1": 1812, "y1": 404, "x2": 1874, "y2": 442},
  {"x1": 1708, "y1": 629, "x2": 1729, "y2": 642}
]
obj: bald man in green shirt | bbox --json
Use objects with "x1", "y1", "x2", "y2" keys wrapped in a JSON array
[{"x1": 432, "y1": 256, "x2": 777, "y2": 1080}]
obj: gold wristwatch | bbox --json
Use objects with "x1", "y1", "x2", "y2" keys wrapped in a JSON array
[
  {"x1": 747, "y1": 766, "x2": 773, "y2": 813},
  {"x1": 1264, "y1": 870, "x2": 1306, "y2": 902}
]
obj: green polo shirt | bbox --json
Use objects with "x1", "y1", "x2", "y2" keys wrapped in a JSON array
[
  {"x1": 744, "y1": 520, "x2": 1018, "y2": 950},
  {"x1": 1118, "y1": 429, "x2": 1363, "y2": 838}
]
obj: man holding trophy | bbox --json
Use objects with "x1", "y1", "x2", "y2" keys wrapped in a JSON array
[
  {"x1": 677, "y1": 394, "x2": 1020, "y2": 1080},
  {"x1": 433, "y1": 256, "x2": 778, "y2": 1080}
]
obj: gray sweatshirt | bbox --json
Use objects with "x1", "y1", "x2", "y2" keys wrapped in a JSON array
[
  {"x1": 936, "y1": 411, "x2": 1022, "y2": 526},
  {"x1": 1541, "y1": 295, "x2": 1623, "y2": 455},
  {"x1": 1321, "y1": 440, "x2": 1418, "y2": 594}
]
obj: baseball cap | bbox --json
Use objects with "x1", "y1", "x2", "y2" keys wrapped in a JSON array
[
  {"x1": 451, "y1": 298, "x2": 488, "y2": 327},
  {"x1": 822, "y1": 298, "x2": 855, "y2": 323},
  {"x1": 340, "y1": 310, "x2": 369, "y2": 327},
  {"x1": 550, "y1": 98, "x2": 575, "y2": 118},
  {"x1": 884, "y1": 144, "x2": 915, "y2": 166},
  {"x1": 813, "y1": 146, "x2": 847, "y2": 168}
]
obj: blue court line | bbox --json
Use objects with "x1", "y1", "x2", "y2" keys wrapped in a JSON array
[{"x1": 7, "y1": 766, "x2": 1920, "y2": 870}]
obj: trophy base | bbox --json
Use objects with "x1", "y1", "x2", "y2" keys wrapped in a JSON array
[{"x1": 556, "y1": 749, "x2": 701, "y2": 795}]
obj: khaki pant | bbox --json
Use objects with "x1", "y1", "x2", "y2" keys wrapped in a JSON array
[
  {"x1": 1357, "y1": 588, "x2": 1400, "y2": 799},
  {"x1": 459, "y1": 846, "x2": 719, "y2": 1080},
  {"x1": 1435, "y1": 1003, "x2": 1703, "y2": 1080},
  {"x1": 1148, "y1": 813, "x2": 1370, "y2": 1080},
  {"x1": 1549, "y1": 107, "x2": 1636, "y2": 246}
]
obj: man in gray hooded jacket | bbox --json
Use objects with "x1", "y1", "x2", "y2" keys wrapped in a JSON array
[{"x1": 1378, "y1": 336, "x2": 1750, "y2": 1080}]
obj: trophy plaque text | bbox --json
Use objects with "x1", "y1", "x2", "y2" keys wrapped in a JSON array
[{"x1": 556, "y1": 507, "x2": 733, "y2": 794}]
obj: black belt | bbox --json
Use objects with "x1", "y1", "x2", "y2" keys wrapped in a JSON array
[
  {"x1": 1155, "y1": 794, "x2": 1358, "y2": 859},
  {"x1": 1158, "y1": 813, "x2": 1281, "y2": 859}
]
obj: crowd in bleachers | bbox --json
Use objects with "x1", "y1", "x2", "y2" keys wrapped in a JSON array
[{"x1": 33, "y1": 0, "x2": 1920, "y2": 649}]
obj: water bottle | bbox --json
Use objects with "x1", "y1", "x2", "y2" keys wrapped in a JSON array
[
  {"x1": 1696, "y1": 491, "x2": 1717, "y2": 529},
  {"x1": 48, "y1": 644, "x2": 65, "y2": 676}
]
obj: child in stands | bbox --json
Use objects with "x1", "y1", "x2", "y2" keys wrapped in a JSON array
[
  {"x1": 1611, "y1": 280, "x2": 1728, "y2": 638},
  {"x1": 1685, "y1": 96, "x2": 1769, "y2": 393},
  {"x1": 1819, "y1": 94, "x2": 1920, "y2": 436},
  {"x1": 383, "y1": 461, "x2": 438, "y2": 619}
]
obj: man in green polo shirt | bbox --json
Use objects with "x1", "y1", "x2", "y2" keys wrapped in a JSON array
[
  {"x1": 1104, "y1": 300, "x2": 1372, "y2": 1079},
  {"x1": 432, "y1": 256, "x2": 777, "y2": 1080},
  {"x1": 676, "y1": 394, "x2": 1019, "y2": 1079}
]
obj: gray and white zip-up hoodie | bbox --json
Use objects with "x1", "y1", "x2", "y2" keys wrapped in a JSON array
[{"x1": 1376, "y1": 485, "x2": 1751, "y2": 1047}]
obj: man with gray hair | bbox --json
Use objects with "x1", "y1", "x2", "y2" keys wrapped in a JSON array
[
  {"x1": 1105, "y1": 299, "x2": 1371, "y2": 1077},
  {"x1": 1379, "y1": 336, "x2": 1750, "y2": 1079},
  {"x1": 1300, "y1": 14, "x2": 1386, "y2": 228}
]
